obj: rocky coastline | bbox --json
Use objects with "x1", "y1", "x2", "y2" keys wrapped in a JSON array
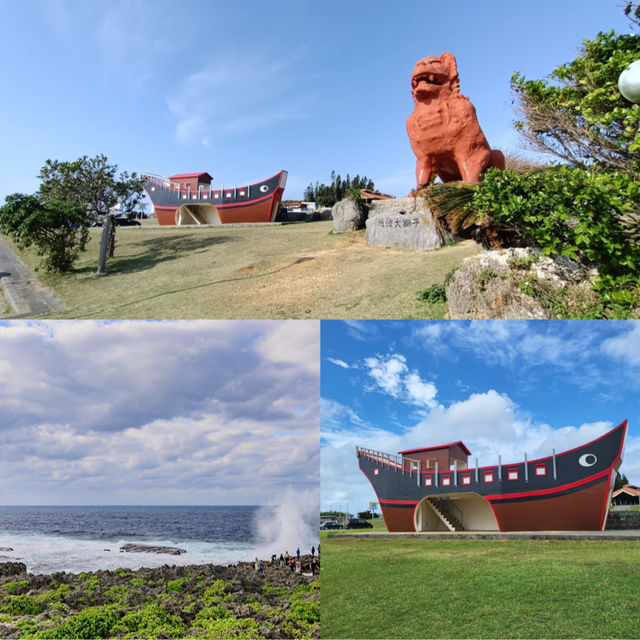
[{"x1": 0, "y1": 556, "x2": 319, "y2": 639}]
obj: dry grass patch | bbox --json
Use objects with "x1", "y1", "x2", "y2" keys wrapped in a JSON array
[{"x1": 4, "y1": 222, "x2": 478, "y2": 319}]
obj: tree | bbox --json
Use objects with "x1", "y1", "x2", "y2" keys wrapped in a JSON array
[
  {"x1": 0, "y1": 194, "x2": 86, "y2": 272},
  {"x1": 357, "y1": 511, "x2": 373, "y2": 520},
  {"x1": 614, "y1": 471, "x2": 630, "y2": 491},
  {"x1": 303, "y1": 171, "x2": 376, "y2": 208},
  {"x1": 38, "y1": 155, "x2": 144, "y2": 257},
  {"x1": 511, "y1": 29, "x2": 640, "y2": 176}
]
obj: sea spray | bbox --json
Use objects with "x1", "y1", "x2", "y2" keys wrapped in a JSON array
[{"x1": 253, "y1": 487, "x2": 320, "y2": 557}]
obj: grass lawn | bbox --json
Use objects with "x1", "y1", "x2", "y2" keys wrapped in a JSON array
[
  {"x1": 2, "y1": 222, "x2": 478, "y2": 319},
  {"x1": 321, "y1": 536, "x2": 640, "y2": 639}
]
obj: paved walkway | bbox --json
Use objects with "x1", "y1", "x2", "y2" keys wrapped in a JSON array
[
  {"x1": 327, "y1": 530, "x2": 640, "y2": 541},
  {"x1": 0, "y1": 237, "x2": 64, "y2": 317}
]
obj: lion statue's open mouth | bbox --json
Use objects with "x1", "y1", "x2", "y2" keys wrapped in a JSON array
[{"x1": 406, "y1": 52, "x2": 504, "y2": 187}]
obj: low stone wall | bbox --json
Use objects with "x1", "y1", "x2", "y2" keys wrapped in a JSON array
[
  {"x1": 606, "y1": 510, "x2": 640, "y2": 529},
  {"x1": 276, "y1": 209, "x2": 332, "y2": 223}
]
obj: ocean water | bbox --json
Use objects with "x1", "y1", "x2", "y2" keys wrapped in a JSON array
[{"x1": 0, "y1": 504, "x2": 319, "y2": 575}]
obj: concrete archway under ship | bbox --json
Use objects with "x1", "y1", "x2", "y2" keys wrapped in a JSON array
[
  {"x1": 175, "y1": 203, "x2": 221, "y2": 226},
  {"x1": 414, "y1": 493, "x2": 499, "y2": 532}
]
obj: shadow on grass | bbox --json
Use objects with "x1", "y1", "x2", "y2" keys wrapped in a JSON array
[
  {"x1": 74, "y1": 233, "x2": 233, "y2": 276},
  {"x1": 80, "y1": 255, "x2": 316, "y2": 317}
]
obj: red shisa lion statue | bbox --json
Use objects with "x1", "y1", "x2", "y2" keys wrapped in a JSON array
[{"x1": 406, "y1": 52, "x2": 504, "y2": 188}]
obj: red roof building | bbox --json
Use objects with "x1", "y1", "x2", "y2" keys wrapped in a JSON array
[
  {"x1": 398, "y1": 441, "x2": 471, "y2": 472},
  {"x1": 168, "y1": 172, "x2": 213, "y2": 192},
  {"x1": 612, "y1": 484, "x2": 640, "y2": 505}
]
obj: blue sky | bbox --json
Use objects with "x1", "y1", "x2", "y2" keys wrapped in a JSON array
[
  {"x1": 0, "y1": 320, "x2": 319, "y2": 505},
  {"x1": 321, "y1": 320, "x2": 640, "y2": 512},
  {"x1": 0, "y1": 0, "x2": 632, "y2": 204}
]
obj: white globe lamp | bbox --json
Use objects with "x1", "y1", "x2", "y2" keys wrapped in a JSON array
[{"x1": 619, "y1": 59, "x2": 640, "y2": 104}]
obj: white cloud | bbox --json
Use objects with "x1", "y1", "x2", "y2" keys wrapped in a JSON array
[
  {"x1": 327, "y1": 358, "x2": 350, "y2": 369},
  {"x1": 364, "y1": 353, "x2": 407, "y2": 397},
  {"x1": 363, "y1": 352, "x2": 439, "y2": 409},
  {"x1": 0, "y1": 320, "x2": 319, "y2": 505},
  {"x1": 166, "y1": 52, "x2": 311, "y2": 147},
  {"x1": 601, "y1": 322, "x2": 640, "y2": 368},
  {"x1": 404, "y1": 372, "x2": 438, "y2": 409}
]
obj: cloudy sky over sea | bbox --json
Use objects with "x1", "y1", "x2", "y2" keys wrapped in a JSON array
[
  {"x1": 321, "y1": 320, "x2": 640, "y2": 512},
  {"x1": 0, "y1": 0, "x2": 631, "y2": 202},
  {"x1": 0, "y1": 320, "x2": 319, "y2": 505}
]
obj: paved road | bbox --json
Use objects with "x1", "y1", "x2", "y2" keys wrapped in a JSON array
[{"x1": 0, "y1": 236, "x2": 64, "y2": 317}]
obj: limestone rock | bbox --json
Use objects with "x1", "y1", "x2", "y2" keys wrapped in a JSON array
[
  {"x1": 445, "y1": 247, "x2": 597, "y2": 319},
  {"x1": 365, "y1": 197, "x2": 450, "y2": 250},
  {"x1": 331, "y1": 198, "x2": 367, "y2": 232}
]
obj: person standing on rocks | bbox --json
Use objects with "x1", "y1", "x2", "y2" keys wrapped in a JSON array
[
  {"x1": 296, "y1": 547, "x2": 300, "y2": 559},
  {"x1": 311, "y1": 545, "x2": 315, "y2": 557},
  {"x1": 279, "y1": 553, "x2": 284, "y2": 567}
]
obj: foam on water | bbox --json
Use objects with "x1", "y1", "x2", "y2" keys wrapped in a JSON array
[
  {"x1": 0, "y1": 494, "x2": 320, "y2": 574},
  {"x1": 0, "y1": 532, "x2": 257, "y2": 574}
]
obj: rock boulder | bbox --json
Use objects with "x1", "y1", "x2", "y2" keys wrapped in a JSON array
[
  {"x1": 331, "y1": 198, "x2": 367, "y2": 232},
  {"x1": 445, "y1": 247, "x2": 597, "y2": 319}
]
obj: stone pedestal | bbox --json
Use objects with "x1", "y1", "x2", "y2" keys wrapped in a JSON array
[{"x1": 365, "y1": 197, "x2": 448, "y2": 250}]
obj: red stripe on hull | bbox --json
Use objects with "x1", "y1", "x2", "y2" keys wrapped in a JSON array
[{"x1": 488, "y1": 475, "x2": 611, "y2": 531}]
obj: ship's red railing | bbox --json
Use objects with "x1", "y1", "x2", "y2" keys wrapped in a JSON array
[
  {"x1": 357, "y1": 445, "x2": 559, "y2": 486},
  {"x1": 356, "y1": 447, "x2": 404, "y2": 470}
]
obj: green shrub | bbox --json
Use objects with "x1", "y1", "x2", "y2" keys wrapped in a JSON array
[
  {"x1": 35, "y1": 583, "x2": 73, "y2": 604},
  {"x1": 418, "y1": 284, "x2": 446, "y2": 303},
  {"x1": 31, "y1": 606, "x2": 119, "y2": 639},
  {"x1": 202, "y1": 580, "x2": 231, "y2": 604},
  {"x1": 194, "y1": 604, "x2": 230, "y2": 620},
  {"x1": 114, "y1": 603, "x2": 186, "y2": 639},
  {"x1": 105, "y1": 584, "x2": 128, "y2": 603},
  {"x1": 0, "y1": 595, "x2": 46, "y2": 616},
  {"x1": 469, "y1": 167, "x2": 640, "y2": 276},
  {"x1": 192, "y1": 615, "x2": 262, "y2": 639},
  {"x1": 80, "y1": 574, "x2": 101, "y2": 593},
  {"x1": 262, "y1": 585, "x2": 290, "y2": 597},
  {"x1": 1, "y1": 580, "x2": 28, "y2": 595},
  {"x1": 167, "y1": 578, "x2": 184, "y2": 593},
  {"x1": 286, "y1": 598, "x2": 319, "y2": 626}
]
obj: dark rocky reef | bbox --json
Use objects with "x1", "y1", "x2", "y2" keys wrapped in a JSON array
[{"x1": 119, "y1": 543, "x2": 186, "y2": 555}]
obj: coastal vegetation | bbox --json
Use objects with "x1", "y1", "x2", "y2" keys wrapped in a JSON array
[
  {"x1": 0, "y1": 155, "x2": 143, "y2": 272},
  {"x1": 321, "y1": 536, "x2": 640, "y2": 638},
  {"x1": 0, "y1": 561, "x2": 319, "y2": 639}
]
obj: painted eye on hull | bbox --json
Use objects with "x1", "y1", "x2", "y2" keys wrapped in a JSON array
[
  {"x1": 578, "y1": 453, "x2": 597, "y2": 467},
  {"x1": 260, "y1": 185, "x2": 269, "y2": 192}
]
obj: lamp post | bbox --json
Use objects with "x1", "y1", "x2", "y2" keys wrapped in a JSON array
[{"x1": 619, "y1": 59, "x2": 640, "y2": 104}]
